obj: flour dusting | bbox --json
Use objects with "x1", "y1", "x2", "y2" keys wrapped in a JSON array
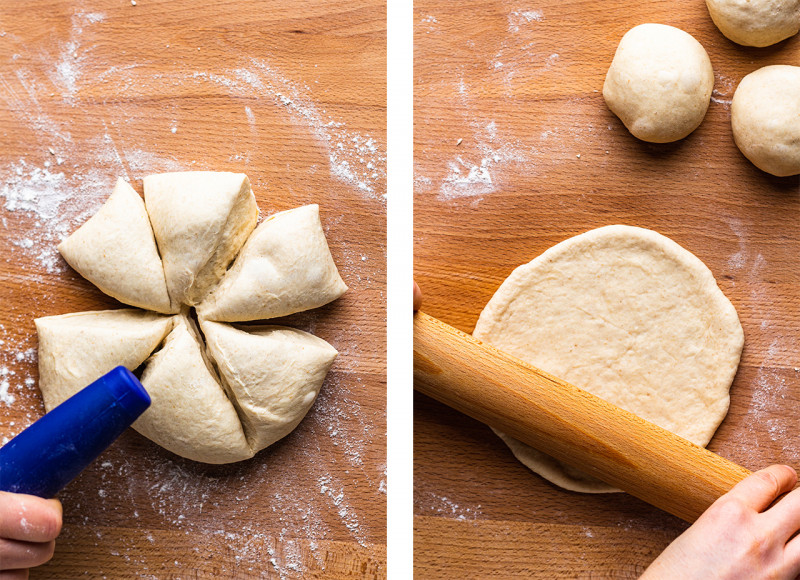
[
  {"x1": 424, "y1": 492, "x2": 483, "y2": 521},
  {"x1": 711, "y1": 72, "x2": 736, "y2": 108},
  {"x1": 190, "y1": 61, "x2": 386, "y2": 200},
  {"x1": 0, "y1": 11, "x2": 384, "y2": 576},
  {"x1": 439, "y1": 121, "x2": 528, "y2": 200},
  {"x1": 508, "y1": 9, "x2": 544, "y2": 33},
  {"x1": 0, "y1": 160, "x2": 92, "y2": 273}
]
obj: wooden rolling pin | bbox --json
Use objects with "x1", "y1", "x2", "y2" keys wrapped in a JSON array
[{"x1": 414, "y1": 311, "x2": 753, "y2": 523}]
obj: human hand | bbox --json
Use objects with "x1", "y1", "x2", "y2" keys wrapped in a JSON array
[
  {"x1": 642, "y1": 464, "x2": 800, "y2": 579},
  {"x1": 413, "y1": 280, "x2": 422, "y2": 311},
  {"x1": 0, "y1": 491, "x2": 62, "y2": 577}
]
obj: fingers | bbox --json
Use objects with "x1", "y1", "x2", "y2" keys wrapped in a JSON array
[
  {"x1": 764, "y1": 484, "x2": 800, "y2": 539},
  {"x1": 725, "y1": 465, "x2": 797, "y2": 513},
  {"x1": 0, "y1": 493, "x2": 60, "y2": 572},
  {"x1": 413, "y1": 280, "x2": 422, "y2": 311},
  {"x1": 0, "y1": 570, "x2": 30, "y2": 580},
  {"x1": 0, "y1": 493, "x2": 62, "y2": 543},
  {"x1": 0, "y1": 538, "x2": 55, "y2": 570}
]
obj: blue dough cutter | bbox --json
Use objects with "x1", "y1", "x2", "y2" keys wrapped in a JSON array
[{"x1": 0, "y1": 366, "x2": 150, "y2": 498}]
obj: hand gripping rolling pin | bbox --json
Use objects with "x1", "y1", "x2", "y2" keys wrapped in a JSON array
[
  {"x1": 414, "y1": 311, "x2": 753, "y2": 523},
  {"x1": 0, "y1": 367, "x2": 150, "y2": 498}
]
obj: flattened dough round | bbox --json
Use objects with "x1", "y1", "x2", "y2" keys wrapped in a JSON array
[{"x1": 473, "y1": 225, "x2": 744, "y2": 493}]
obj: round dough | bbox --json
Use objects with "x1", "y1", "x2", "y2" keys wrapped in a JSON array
[
  {"x1": 42, "y1": 172, "x2": 347, "y2": 464},
  {"x1": 706, "y1": 0, "x2": 800, "y2": 47},
  {"x1": 731, "y1": 65, "x2": 800, "y2": 177},
  {"x1": 603, "y1": 24, "x2": 714, "y2": 143},
  {"x1": 473, "y1": 225, "x2": 744, "y2": 493}
]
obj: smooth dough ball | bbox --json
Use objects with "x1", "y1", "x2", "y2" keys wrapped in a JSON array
[
  {"x1": 603, "y1": 23, "x2": 714, "y2": 143},
  {"x1": 731, "y1": 65, "x2": 800, "y2": 177},
  {"x1": 706, "y1": 0, "x2": 800, "y2": 47}
]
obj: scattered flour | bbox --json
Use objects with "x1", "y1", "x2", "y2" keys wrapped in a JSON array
[
  {"x1": 726, "y1": 217, "x2": 748, "y2": 272},
  {"x1": 508, "y1": 9, "x2": 544, "y2": 33},
  {"x1": 0, "y1": 379, "x2": 14, "y2": 406},
  {"x1": 0, "y1": 160, "x2": 92, "y2": 273},
  {"x1": 0, "y1": 9, "x2": 385, "y2": 578},
  {"x1": 711, "y1": 91, "x2": 732, "y2": 107},
  {"x1": 424, "y1": 492, "x2": 483, "y2": 521},
  {"x1": 189, "y1": 61, "x2": 386, "y2": 199},
  {"x1": 711, "y1": 72, "x2": 736, "y2": 107},
  {"x1": 748, "y1": 339, "x2": 793, "y2": 456},
  {"x1": 439, "y1": 120, "x2": 528, "y2": 200},
  {"x1": 420, "y1": 14, "x2": 440, "y2": 35}
]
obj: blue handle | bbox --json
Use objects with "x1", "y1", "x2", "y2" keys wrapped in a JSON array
[{"x1": 0, "y1": 366, "x2": 150, "y2": 498}]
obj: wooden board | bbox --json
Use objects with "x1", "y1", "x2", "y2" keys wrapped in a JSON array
[
  {"x1": 0, "y1": 1, "x2": 386, "y2": 578},
  {"x1": 414, "y1": 0, "x2": 800, "y2": 577}
]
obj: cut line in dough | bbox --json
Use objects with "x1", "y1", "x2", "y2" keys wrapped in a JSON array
[{"x1": 41, "y1": 172, "x2": 347, "y2": 464}]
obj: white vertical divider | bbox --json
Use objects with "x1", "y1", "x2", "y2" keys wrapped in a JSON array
[{"x1": 386, "y1": 0, "x2": 414, "y2": 577}]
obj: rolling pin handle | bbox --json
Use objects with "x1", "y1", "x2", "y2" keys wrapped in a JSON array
[{"x1": 0, "y1": 367, "x2": 150, "y2": 498}]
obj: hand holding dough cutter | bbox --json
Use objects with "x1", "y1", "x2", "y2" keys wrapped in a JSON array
[
  {"x1": 0, "y1": 367, "x2": 150, "y2": 498},
  {"x1": 414, "y1": 311, "x2": 753, "y2": 522}
]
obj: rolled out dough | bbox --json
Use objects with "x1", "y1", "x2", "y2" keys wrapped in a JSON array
[{"x1": 473, "y1": 225, "x2": 744, "y2": 493}]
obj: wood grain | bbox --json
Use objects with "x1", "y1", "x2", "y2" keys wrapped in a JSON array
[
  {"x1": 414, "y1": 0, "x2": 800, "y2": 576},
  {"x1": 0, "y1": 1, "x2": 386, "y2": 578}
]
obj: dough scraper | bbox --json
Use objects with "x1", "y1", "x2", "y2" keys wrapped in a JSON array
[
  {"x1": 414, "y1": 311, "x2": 754, "y2": 522},
  {"x1": 0, "y1": 366, "x2": 150, "y2": 498}
]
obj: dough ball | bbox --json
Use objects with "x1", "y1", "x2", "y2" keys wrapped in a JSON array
[
  {"x1": 603, "y1": 23, "x2": 714, "y2": 143},
  {"x1": 706, "y1": 0, "x2": 800, "y2": 47},
  {"x1": 474, "y1": 225, "x2": 743, "y2": 493},
  {"x1": 731, "y1": 65, "x2": 800, "y2": 177},
  {"x1": 40, "y1": 171, "x2": 346, "y2": 464}
]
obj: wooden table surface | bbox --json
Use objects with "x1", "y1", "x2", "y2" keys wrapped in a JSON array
[
  {"x1": 414, "y1": 0, "x2": 800, "y2": 577},
  {"x1": 0, "y1": 1, "x2": 386, "y2": 578}
]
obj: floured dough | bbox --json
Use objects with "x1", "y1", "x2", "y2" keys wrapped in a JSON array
[
  {"x1": 35, "y1": 309, "x2": 174, "y2": 411},
  {"x1": 603, "y1": 24, "x2": 714, "y2": 143},
  {"x1": 134, "y1": 316, "x2": 252, "y2": 464},
  {"x1": 473, "y1": 225, "x2": 744, "y2": 493},
  {"x1": 201, "y1": 320, "x2": 338, "y2": 451},
  {"x1": 706, "y1": 0, "x2": 800, "y2": 47},
  {"x1": 58, "y1": 179, "x2": 174, "y2": 314},
  {"x1": 38, "y1": 172, "x2": 347, "y2": 464},
  {"x1": 731, "y1": 65, "x2": 800, "y2": 177},
  {"x1": 197, "y1": 205, "x2": 348, "y2": 322},
  {"x1": 144, "y1": 171, "x2": 259, "y2": 305}
]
